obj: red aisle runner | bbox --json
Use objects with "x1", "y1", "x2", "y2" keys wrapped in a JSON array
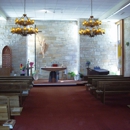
[{"x1": 13, "y1": 86, "x2": 130, "y2": 130}]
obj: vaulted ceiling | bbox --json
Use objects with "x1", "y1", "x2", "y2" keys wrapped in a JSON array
[{"x1": 0, "y1": 0, "x2": 130, "y2": 22}]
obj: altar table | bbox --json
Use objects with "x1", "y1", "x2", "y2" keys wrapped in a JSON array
[{"x1": 41, "y1": 67, "x2": 67, "y2": 82}]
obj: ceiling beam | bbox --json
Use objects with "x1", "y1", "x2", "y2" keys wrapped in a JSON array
[
  {"x1": 99, "y1": 0, "x2": 130, "y2": 20},
  {"x1": 0, "y1": 10, "x2": 6, "y2": 20}
]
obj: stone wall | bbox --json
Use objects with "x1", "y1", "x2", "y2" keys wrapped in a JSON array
[
  {"x1": 0, "y1": 19, "x2": 80, "y2": 78},
  {"x1": 79, "y1": 19, "x2": 118, "y2": 75},
  {"x1": 27, "y1": 20, "x2": 79, "y2": 79},
  {"x1": 0, "y1": 17, "x2": 127, "y2": 77},
  {"x1": 0, "y1": 18, "x2": 27, "y2": 75},
  {"x1": 124, "y1": 17, "x2": 130, "y2": 76}
]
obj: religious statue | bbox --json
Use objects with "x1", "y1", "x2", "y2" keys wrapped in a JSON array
[{"x1": 39, "y1": 38, "x2": 48, "y2": 58}]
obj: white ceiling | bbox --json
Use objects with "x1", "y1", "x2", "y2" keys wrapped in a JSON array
[{"x1": 0, "y1": 0, "x2": 130, "y2": 22}]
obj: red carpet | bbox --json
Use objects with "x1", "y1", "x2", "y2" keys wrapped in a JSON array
[{"x1": 13, "y1": 86, "x2": 130, "y2": 130}]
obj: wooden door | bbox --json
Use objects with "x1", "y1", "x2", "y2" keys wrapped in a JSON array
[{"x1": 2, "y1": 45, "x2": 12, "y2": 73}]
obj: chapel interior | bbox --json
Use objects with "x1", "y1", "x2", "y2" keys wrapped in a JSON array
[{"x1": 0, "y1": 0, "x2": 130, "y2": 130}]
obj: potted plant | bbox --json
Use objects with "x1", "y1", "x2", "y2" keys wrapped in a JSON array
[{"x1": 68, "y1": 72, "x2": 76, "y2": 80}]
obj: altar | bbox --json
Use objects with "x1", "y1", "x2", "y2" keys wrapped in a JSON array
[{"x1": 41, "y1": 67, "x2": 67, "y2": 82}]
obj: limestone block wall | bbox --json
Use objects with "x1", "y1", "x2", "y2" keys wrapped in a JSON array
[
  {"x1": 79, "y1": 19, "x2": 118, "y2": 75},
  {"x1": 124, "y1": 17, "x2": 130, "y2": 76},
  {"x1": 27, "y1": 20, "x2": 79, "y2": 79},
  {"x1": 0, "y1": 17, "x2": 128, "y2": 77},
  {"x1": 0, "y1": 19, "x2": 79, "y2": 77},
  {"x1": 0, "y1": 18, "x2": 27, "y2": 75}
]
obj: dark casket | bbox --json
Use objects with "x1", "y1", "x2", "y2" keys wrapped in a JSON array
[{"x1": 87, "y1": 68, "x2": 109, "y2": 75}]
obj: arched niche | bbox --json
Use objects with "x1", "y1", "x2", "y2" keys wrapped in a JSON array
[{"x1": 2, "y1": 45, "x2": 12, "y2": 73}]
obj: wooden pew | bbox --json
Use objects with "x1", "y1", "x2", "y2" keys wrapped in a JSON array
[
  {"x1": 95, "y1": 81, "x2": 130, "y2": 104},
  {"x1": 0, "y1": 105, "x2": 10, "y2": 130},
  {"x1": 0, "y1": 105, "x2": 9, "y2": 121},
  {"x1": 0, "y1": 82, "x2": 28, "y2": 91},
  {"x1": 0, "y1": 75, "x2": 33, "y2": 79},
  {"x1": 87, "y1": 75, "x2": 123, "y2": 84},
  {"x1": 0, "y1": 97, "x2": 17, "y2": 130},
  {"x1": 89, "y1": 77, "x2": 130, "y2": 94},
  {"x1": 0, "y1": 94, "x2": 23, "y2": 123},
  {"x1": 0, "y1": 95, "x2": 23, "y2": 117},
  {"x1": 0, "y1": 76, "x2": 33, "y2": 88},
  {"x1": 0, "y1": 95, "x2": 20, "y2": 108},
  {"x1": 0, "y1": 77, "x2": 33, "y2": 125},
  {"x1": 0, "y1": 126, "x2": 9, "y2": 130},
  {"x1": 0, "y1": 78, "x2": 33, "y2": 107},
  {"x1": 0, "y1": 78, "x2": 32, "y2": 89},
  {"x1": 86, "y1": 75, "x2": 124, "y2": 90},
  {"x1": 0, "y1": 84, "x2": 25, "y2": 129},
  {"x1": 0, "y1": 79, "x2": 32, "y2": 87},
  {"x1": 0, "y1": 76, "x2": 33, "y2": 81},
  {"x1": 0, "y1": 82, "x2": 30, "y2": 106}
]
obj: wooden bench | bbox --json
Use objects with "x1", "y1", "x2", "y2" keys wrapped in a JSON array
[
  {"x1": 0, "y1": 95, "x2": 20, "y2": 107},
  {"x1": 0, "y1": 77, "x2": 32, "y2": 80},
  {"x1": 0, "y1": 97, "x2": 17, "y2": 130},
  {"x1": 0, "y1": 95, "x2": 23, "y2": 118},
  {"x1": 0, "y1": 105, "x2": 10, "y2": 130},
  {"x1": 0, "y1": 105, "x2": 9, "y2": 121},
  {"x1": 0, "y1": 79, "x2": 32, "y2": 96},
  {"x1": 86, "y1": 75, "x2": 124, "y2": 90},
  {"x1": 0, "y1": 82, "x2": 30, "y2": 106},
  {"x1": 0, "y1": 76, "x2": 33, "y2": 81},
  {"x1": 95, "y1": 81, "x2": 130, "y2": 104},
  {"x1": 0, "y1": 75, "x2": 33, "y2": 79},
  {"x1": 0, "y1": 126, "x2": 9, "y2": 130},
  {"x1": 89, "y1": 77, "x2": 130, "y2": 94},
  {"x1": 0, "y1": 78, "x2": 32, "y2": 89},
  {"x1": 0, "y1": 76, "x2": 33, "y2": 88},
  {"x1": 0, "y1": 81, "x2": 29, "y2": 90},
  {"x1": 87, "y1": 75, "x2": 123, "y2": 84}
]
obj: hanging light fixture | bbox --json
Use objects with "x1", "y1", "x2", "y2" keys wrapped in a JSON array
[
  {"x1": 79, "y1": 0, "x2": 105, "y2": 37},
  {"x1": 11, "y1": 0, "x2": 38, "y2": 36}
]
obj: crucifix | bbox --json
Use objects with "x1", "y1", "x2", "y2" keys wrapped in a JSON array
[{"x1": 34, "y1": 25, "x2": 42, "y2": 70}]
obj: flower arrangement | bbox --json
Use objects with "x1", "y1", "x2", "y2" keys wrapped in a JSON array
[
  {"x1": 20, "y1": 64, "x2": 26, "y2": 75},
  {"x1": 86, "y1": 60, "x2": 91, "y2": 68},
  {"x1": 29, "y1": 62, "x2": 34, "y2": 67}
]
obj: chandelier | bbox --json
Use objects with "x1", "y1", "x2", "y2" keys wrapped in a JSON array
[
  {"x1": 11, "y1": 0, "x2": 38, "y2": 36},
  {"x1": 79, "y1": 0, "x2": 105, "y2": 37}
]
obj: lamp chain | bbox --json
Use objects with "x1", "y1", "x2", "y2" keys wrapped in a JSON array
[
  {"x1": 91, "y1": 0, "x2": 93, "y2": 16},
  {"x1": 24, "y1": 0, "x2": 26, "y2": 14},
  {"x1": 79, "y1": 0, "x2": 105, "y2": 37}
]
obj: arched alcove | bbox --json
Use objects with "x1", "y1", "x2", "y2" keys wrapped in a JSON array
[{"x1": 2, "y1": 45, "x2": 12, "y2": 73}]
